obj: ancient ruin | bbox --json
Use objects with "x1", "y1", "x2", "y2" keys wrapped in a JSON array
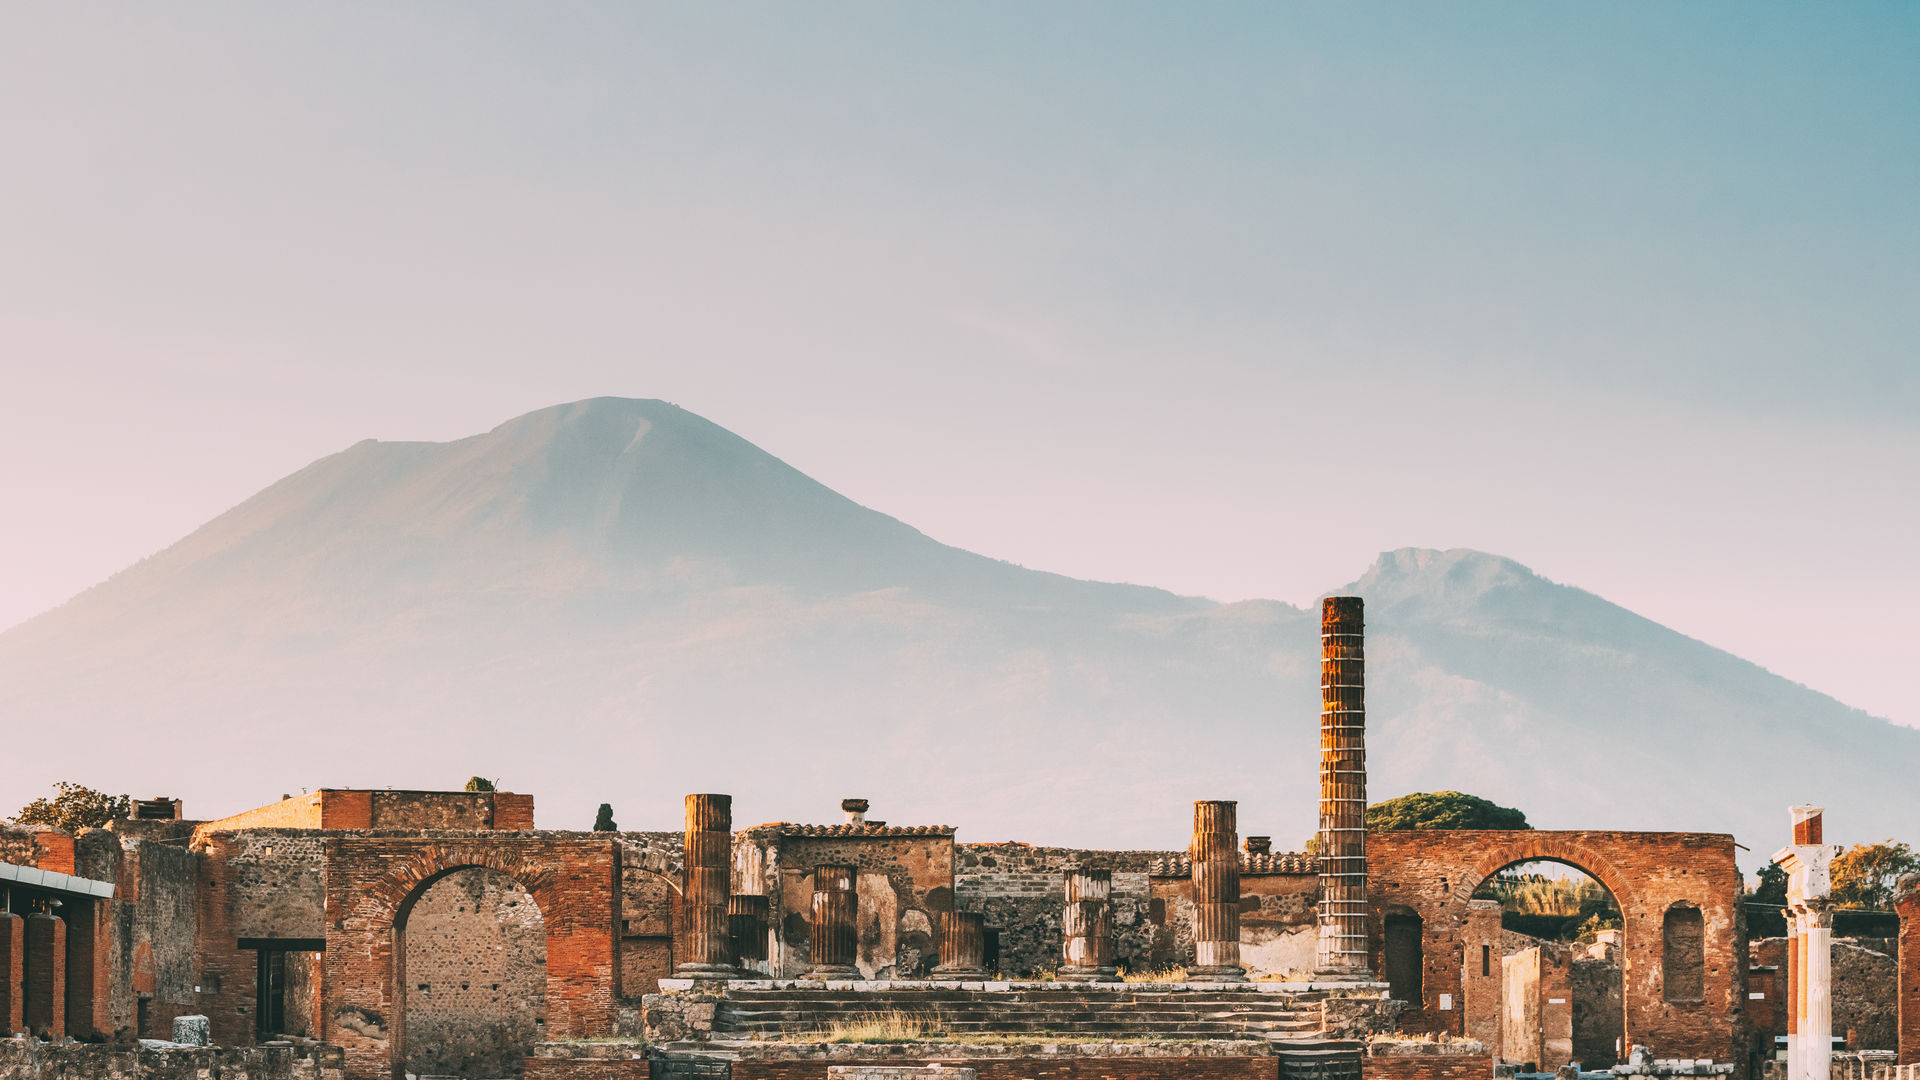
[{"x1": 3, "y1": 597, "x2": 1908, "y2": 1080}]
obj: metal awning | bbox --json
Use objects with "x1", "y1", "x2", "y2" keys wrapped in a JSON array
[{"x1": 0, "y1": 861, "x2": 116, "y2": 899}]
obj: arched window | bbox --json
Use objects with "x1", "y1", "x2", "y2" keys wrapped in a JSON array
[{"x1": 1662, "y1": 903, "x2": 1704, "y2": 1003}]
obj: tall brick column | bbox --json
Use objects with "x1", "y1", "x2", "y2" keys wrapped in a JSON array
[
  {"x1": 804, "y1": 865, "x2": 861, "y2": 980},
  {"x1": 1190, "y1": 800, "x2": 1246, "y2": 982},
  {"x1": 0, "y1": 912, "x2": 21, "y2": 1034},
  {"x1": 1060, "y1": 868, "x2": 1119, "y2": 982},
  {"x1": 676, "y1": 793, "x2": 736, "y2": 978},
  {"x1": 1896, "y1": 875, "x2": 1920, "y2": 1065},
  {"x1": 932, "y1": 911, "x2": 988, "y2": 979},
  {"x1": 1317, "y1": 595, "x2": 1372, "y2": 977},
  {"x1": 65, "y1": 898, "x2": 102, "y2": 1039},
  {"x1": 24, "y1": 913, "x2": 65, "y2": 1039}
]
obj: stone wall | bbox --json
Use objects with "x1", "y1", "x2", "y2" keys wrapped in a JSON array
[
  {"x1": 1366, "y1": 830, "x2": 1744, "y2": 1064},
  {"x1": 954, "y1": 845, "x2": 1166, "y2": 978},
  {"x1": 618, "y1": 833, "x2": 682, "y2": 997},
  {"x1": 403, "y1": 866, "x2": 549, "y2": 1079},
  {"x1": 1750, "y1": 937, "x2": 1898, "y2": 1053},
  {"x1": 191, "y1": 830, "x2": 329, "y2": 1046},
  {"x1": 321, "y1": 832, "x2": 620, "y2": 1080},
  {"x1": 1571, "y1": 956, "x2": 1624, "y2": 1065},
  {"x1": 746, "y1": 827, "x2": 954, "y2": 980},
  {"x1": 0, "y1": 1040, "x2": 344, "y2": 1080}
]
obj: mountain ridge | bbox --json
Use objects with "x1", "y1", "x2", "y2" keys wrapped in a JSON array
[{"x1": 3, "y1": 397, "x2": 1910, "y2": 860}]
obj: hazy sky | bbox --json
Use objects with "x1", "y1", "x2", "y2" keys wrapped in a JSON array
[{"x1": 3, "y1": 5, "x2": 1916, "y2": 726}]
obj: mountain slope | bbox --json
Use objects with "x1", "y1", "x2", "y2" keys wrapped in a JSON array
[{"x1": 2, "y1": 398, "x2": 1911, "y2": 857}]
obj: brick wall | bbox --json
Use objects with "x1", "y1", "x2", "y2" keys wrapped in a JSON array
[
  {"x1": 192, "y1": 830, "x2": 330, "y2": 1045},
  {"x1": 24, "y1": 913, "x2": 65, "y2": 1038},
  {"x1": 1894, "y1": 889, "x2": 1920, "y2": 1065},
  {"x1": 1366, "y1": 830, "x2": 1744, "y2": 1064},
  {"x1": 1362, "y1": 1054, "x2": 1493, "y2": 1080},
  {"x1": 403, "y1": 867, "x2": 548, "y2": 1079},
  {"x1": 322, "y1": 833, "x2": 620, "y2": 1080},
  {"x1": 0, "y1": 913, "x2": 21, "y2": 1034}
]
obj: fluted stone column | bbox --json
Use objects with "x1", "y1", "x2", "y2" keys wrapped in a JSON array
[
  {"x1": 1189, "y1": 800, "x2": 1246, "y2": 982},
  {"x1": 932, "y1": 911, "x2": 989, "y2": 979},
  {"x1": 676, "y1": 793, "x2": 736, "y2": 978},
  {"x1": 1060, "y1": 868, "x2": 1120, "y2": 982},
  {"x1": 805, "y1": 865, "x2": 861, "y2": 979},
  {"x1": 728, "y1": 894, "x2": 770, "y2": 971},
  {"x1": 1802, "y1": 902, "x2": 1833, "y2": 1080},
  {"x1": 1317, "y1": 596, "x2": 1372, "y2": 978}
]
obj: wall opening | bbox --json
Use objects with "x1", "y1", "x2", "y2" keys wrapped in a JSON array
[
  {"x1": 400, "y1": 867, "x2": 547, "y2": 1079},
  {"x1": 1383, "y1": 909, "x2": 1424, "y2": 1006},
  {"x1": 1662, "y1": 903, "x2": 1704, "y2": 1004},
  {"x1": 1471, "y1": 859, "x2": 1626, "y2": 1067}
]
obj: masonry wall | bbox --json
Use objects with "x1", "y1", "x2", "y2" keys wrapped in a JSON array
[
  {"x1": 1750, "y1": 937, "x2": 1898, "y2": 1054},
  {"x1": 746, "y1": 827, "x2": 953, "y2": 979},
  {"x1": 191, "y1": 830, "x2": 328, "y2": 1045},
  {"x1": 617, "y1": 834, "x2": 682, "y2": 998},
  {"x1": 1149, "y1": 866, "x2": 1320, "y2": 979},
  {"x1": 402, "y1": 867, "x2": 547, "y2": 1079},
  {"x1": 322, "y1": 833, "x2": 620, "y2": 1080},
  {"x1": 954, "y1": 845, "x2": 1165, "y2": 978},
  {"x1": 1366, "y1": 830, "x2": 1744, "y2": 1064}
]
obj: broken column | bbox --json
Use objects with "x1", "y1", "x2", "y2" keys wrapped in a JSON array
[
  {"x1": 1776, "y1": 805, "x2": 1841, "y2": 1080},
  {"x1": 805, "y1": 864, "x2": 861, "y2": 980},
  {"x1": 1317, "y1": 595, "x2": 1372, "y2": 978},
  {"x1": 675, "y1": 793, "x2": 736, "y2": 978},
  {"x1": 1189, "y1": 799, "x2": 1247, "y2": 982},
  {"x1": 1059, "y1": 868, "x2": 1120, "y2": 982},
  {"x1": 933, "y1": 911, "x2": 989, "y2": 979}
]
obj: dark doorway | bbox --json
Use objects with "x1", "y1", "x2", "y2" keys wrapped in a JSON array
[{"x1": 1383, "y1": 911, "x2": 1424, "y2": 1006}]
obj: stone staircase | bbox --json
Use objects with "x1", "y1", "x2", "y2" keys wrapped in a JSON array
[{"x1": 711, "y1": 986, "x2": 1334, "y2": 1042}]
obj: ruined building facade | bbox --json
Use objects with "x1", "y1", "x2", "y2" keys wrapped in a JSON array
[{"x1": 2, "y1": 598, "x2": 1876, "y2": 1080}]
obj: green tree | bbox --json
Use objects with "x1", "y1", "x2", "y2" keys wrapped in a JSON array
[
  {"x1": 1830, "y1": 841, "x2": 1920, "y2": 910},
  {"x1": 13, "y1": 782, "x2": 132, "y2": 831},
  {"x1": 1366, "y1": 791, "x2": 1531, "y2": 831},
  {"x1": 1751, "y1": 860, "x2": 1789, "y2": 906},
  {"x1": 464, "y1": 776, "x2": 497, "y2": 792},
  {"x1": 592, "y1": 803, "x2": 618, "y2": 832}
]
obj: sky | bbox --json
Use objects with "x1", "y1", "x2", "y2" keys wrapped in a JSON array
[{"x1": 2, "y1": 4, "x2": 1916, "y2": 726}]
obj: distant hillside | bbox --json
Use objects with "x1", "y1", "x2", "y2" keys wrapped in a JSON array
[{"x1": 2, "y1": 397, "x2": 1911, "y2": 857}]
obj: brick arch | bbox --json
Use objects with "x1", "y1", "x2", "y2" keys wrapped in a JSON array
[
  {"x1": 1451, "y1": 834, "x2": 1637, "y2": 913},
  {"x1": 322, "y1": 836, "x2": 620, "y2": 1080},
  {"x1": 1368, "y1": 829, "x2": 1745, "y2": 1066}
]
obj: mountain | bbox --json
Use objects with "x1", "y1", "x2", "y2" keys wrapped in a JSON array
[{"x1": 2, "y1": 397, "x2": 1912, "y2": 859}]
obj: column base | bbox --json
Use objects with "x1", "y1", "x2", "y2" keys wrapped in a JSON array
[
  {"x1": 673, "y1": 963, "x2": 738, "y2": 980},
  {"x1": 1185, "y1": 965, "x2": 1248, "y2": 983},
  {"x1": 1312, "y1": 967, "x2": 1377, "y2": 982},
  {"x1": 1057, "y1": 966, "x2": 1122, "y2": 983},
  {"x1": 928, "y1": 966, "x2": 990, "y2": 981},
  {"x1": 801, "y1": 965, "x2": 862, "y2": 980}
]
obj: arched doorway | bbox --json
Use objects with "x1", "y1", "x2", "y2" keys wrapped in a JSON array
[
  {"x1": 321, "y1": 836, "x2": 621, "y2": 1080},
  {"x1": 398, "y1": 867, "x2": 547, "y2": 1079},
  {"x1": 1469, "y1": 858, "x2": 1626, "y2": 1068}
]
